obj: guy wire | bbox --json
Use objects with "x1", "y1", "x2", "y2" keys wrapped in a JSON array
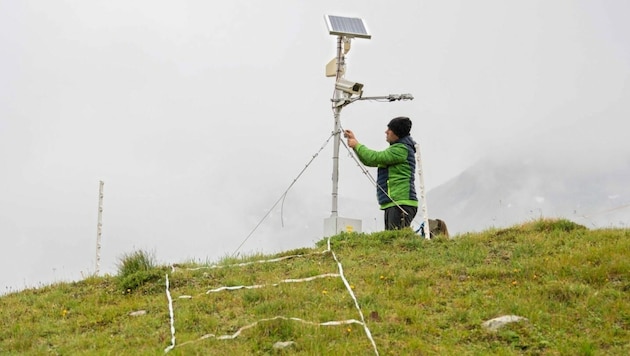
[
  {"x1": 232, "y1": 131, "x2": 336, "y2": 257},
  {"x1": 338, "y1": 123, "x2": 412, "y2": 221}
]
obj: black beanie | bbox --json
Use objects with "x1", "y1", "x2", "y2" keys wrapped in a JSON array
[{"x1": 387, "y1": 117, "x2": 412, "y2": 138}]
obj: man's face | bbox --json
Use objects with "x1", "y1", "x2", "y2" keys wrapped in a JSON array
[{"x1": 385, "y1": 127, "x2": 399, "y2": 143}]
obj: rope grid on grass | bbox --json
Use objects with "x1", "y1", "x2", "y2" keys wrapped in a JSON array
[
  {"x1": 176, "y1": 249, "x2": 330, "y2": 272},
  {"x1": 174, "y1": 316, "x2": 366, "y2": 349},
  {"x1": 164, "y1": 236, "x2": 379, "y2": 355}
]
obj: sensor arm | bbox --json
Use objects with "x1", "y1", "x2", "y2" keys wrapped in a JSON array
[{"x1": 331, "y1": 93, "x2": 414, "y2": 108}]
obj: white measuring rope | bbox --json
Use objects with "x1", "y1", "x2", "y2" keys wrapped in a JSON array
[
  {"x1": 164, "y1": 236, "x2": 380, "y2": 354},
  {"x1": 205, "y1": 273, "x2": 340, "y2": 294},
  {"x1": 175, "y1": 249, "x2": 330, "y2": 272},
  {"x1": 329, "y1": 238, "x2": 380, "y2": 356},
  {"x1": 170, "y1": 316, "x2": 365, "y2": 351},
  {"x1": 164, "y1": 274, "x2": 176, "y2": 353}
]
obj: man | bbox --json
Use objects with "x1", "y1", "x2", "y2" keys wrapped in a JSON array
[{"x1": 344, "y1": 117, "x2": 418, "y2": 230}]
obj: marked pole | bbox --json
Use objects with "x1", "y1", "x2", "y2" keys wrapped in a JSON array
[
  {"x1": 95, "y1": 180, "x2": 104, "y2": 274},
  {"x1": 415, "y1": 145, "x2": 430, "y2": 239}
]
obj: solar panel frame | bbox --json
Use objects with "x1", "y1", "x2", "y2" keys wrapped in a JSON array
[{"x1": 324, "y1": 15, "x2": 371, "y2": 39}]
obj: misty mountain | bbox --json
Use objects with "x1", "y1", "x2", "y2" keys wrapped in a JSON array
[{"x1": 426, "y1": 150, "x2": 630, "y2": 235}]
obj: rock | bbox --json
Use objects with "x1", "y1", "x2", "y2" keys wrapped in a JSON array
[
  {"x1": 273, "y1": 341, "x2": 295, "y2": 349},
  {"x1": 481, "y1": 315, "x2": 528, "y2": 331},
  {"x1": 128, "y1": 310, "x2": 147, "y2": 317}
]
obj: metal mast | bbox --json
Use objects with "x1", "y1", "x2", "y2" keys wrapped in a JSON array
[
  {"x1": 323, "y1": 15, "x2": 417, "y2": 235},
  {"x1": 330, "y1": 36, "x2": 344, "y2": 217}
]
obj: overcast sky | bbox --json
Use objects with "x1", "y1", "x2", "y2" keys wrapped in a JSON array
[{"x1": 1, "y1": 0, "x2": 628, "y2": 293}]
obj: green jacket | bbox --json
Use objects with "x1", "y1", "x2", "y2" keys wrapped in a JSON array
[{"x1": 354, "y1": 136, "x2": 418, "y2": 209}]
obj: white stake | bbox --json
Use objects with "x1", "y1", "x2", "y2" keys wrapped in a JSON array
[
  {"x1": 415, "y1": 145, "x2": 430, "y2": 239},
  {"x1": 95, "y1": 180, "x2": 104, "y2": 274}
]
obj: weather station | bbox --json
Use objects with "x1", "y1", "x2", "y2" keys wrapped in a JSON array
[{"x1": 322, "y1": 15, "x2": 423, "y2": 237}]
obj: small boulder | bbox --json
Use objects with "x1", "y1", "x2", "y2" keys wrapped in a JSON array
[
  {"x1": 128, "y1": 310, "x2": 147, "y2": 317},
  {"x1": 481, "y1": 315, "x2": 527, "y2": 331},
  {"x1": 273, "y1": 341, "x2": 295, "y2": 350}
]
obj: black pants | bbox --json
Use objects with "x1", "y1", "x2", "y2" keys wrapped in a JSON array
[{"x1": 384, "y1": 205, "x2": 417, "y2": 230}]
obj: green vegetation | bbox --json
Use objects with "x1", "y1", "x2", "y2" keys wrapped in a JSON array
[
  {"x1": 1, "y1": 219, "x2": 628, "y2": 355},
  {"x1": 116, "y1": 249, "x2": 166, "y2": 293}
]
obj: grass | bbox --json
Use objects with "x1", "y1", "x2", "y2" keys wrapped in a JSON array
[{"x1": 0, "y1": 219, "x2": 628, "y2": 355}]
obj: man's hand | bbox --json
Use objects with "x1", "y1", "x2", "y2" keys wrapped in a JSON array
[{"x1": 344, "y1": 129, "x2": 358, "y2": 148}]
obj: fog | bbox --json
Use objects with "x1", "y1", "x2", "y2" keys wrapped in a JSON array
[{"x1": 2, "y1": 0, "x2": 628, "y2": 294}]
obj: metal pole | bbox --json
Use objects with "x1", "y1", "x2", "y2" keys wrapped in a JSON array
[
  {"x1": 330, "y1": 36, "x2": 345, "y2": 217},
  {"x1": 415, "y1": 145, "x2": 430, "y2": 239},
  {"x1": 95, "y1": 180, "x2": 104, "y2": 274},
  {"x1": 331, "y1": 106, "x2": 341, "y2": 217}
]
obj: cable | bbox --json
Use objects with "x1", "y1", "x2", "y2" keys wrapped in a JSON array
[
  {"x1": 583, "y1": 203, "x2": 630, "y2": 217},
  {"x1": 572, "y1": 203, "x2": 630, "y2": 228},
  {"x1": 231, "y1": 132, "x2": 336, "y2": 257},
  {"x1": 338, "y1": 124, "x2": 410, "y2": 222},
  {"x1": 339, "y1": 124, "x2": 428, "y2": 229}
]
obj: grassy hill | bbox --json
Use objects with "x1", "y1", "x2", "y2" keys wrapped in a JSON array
[{"x1": 1, "y1": 219, "x2": 628, "y2": 355}]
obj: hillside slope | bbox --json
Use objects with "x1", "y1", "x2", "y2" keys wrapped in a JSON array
[{"x1": 1, "y1": 219, "x2": 628, "y2": 355}]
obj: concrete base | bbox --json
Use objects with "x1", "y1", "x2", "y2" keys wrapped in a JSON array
[{"x1": 323, "y1": 216, "x2": 362, "y2": 237}]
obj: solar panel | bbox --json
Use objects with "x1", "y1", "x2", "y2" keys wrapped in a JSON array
[{"x1": 324, "y1": 15, "x2": 371, "y2": 39}]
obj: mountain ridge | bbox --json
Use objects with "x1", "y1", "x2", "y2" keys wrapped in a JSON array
[{"x1": 426, "y1": 150, "x2": 630, "y2": 234}]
